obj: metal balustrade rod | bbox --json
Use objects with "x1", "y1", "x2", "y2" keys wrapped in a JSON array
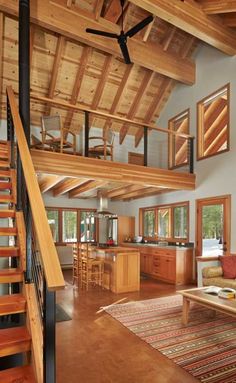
[
  {"x1": 84, "y1": 111, "x2": 89, "y2": 157},
  {"x1": 189, "y1": 137, "x2": 194, "y2": 174},
  {"x1": 43, "y1": 282, "x2": 56, "y2": 383},
  {"x1": 144, "y1": 126, "x2": 148, "y2": 167}
]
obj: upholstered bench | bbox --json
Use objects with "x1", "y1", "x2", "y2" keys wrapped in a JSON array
[{"x1": 202, "y1": 266, "x2": 236, "y2": 289}]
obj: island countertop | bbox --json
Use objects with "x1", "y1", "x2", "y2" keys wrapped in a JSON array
[{"x1": 96, "y1": 246, "x2": 140, "y2": 253}]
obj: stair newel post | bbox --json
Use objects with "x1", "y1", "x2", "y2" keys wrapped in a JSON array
[
  {"x1": 188, "y1": 137, "x2": 194, "y2": 174},
  {"x1": 144, "y1": 126, "x2": 148, "y2": 167},
  {"x1": 84, "y1": 110, "x2": 89, "y2": 157},
  {"x1": 43, "y1": 280, "x2": 56, "y2": 383},
  {"x1": 7, "y1": 95, "x2": 15, "y2": 168}
]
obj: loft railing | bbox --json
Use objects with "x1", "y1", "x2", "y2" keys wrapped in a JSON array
[
  {"x1": 30, "y1": 93, "x2": 195, "y2": 174},
  {"x1": 6, "y1": 85, "x2": 65, "y2": 383}
]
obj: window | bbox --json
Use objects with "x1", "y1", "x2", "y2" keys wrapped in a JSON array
[
  {"x1": 140, "y1": 202, "x2": 189, "y2": 242},
  {"x1": 197, "y1": 84, "x2": 230, "y2": 160},
  {"x1": 173, "y1": 206, "x2": 187, "y2": 239},
  {"x1": 168, "y1": 109, "x2": 189, "y2": 169},
  {"x1": 47, "y1": 210, "x2": 59, "y2": 242},
  {"x1": 46, "y1": 207, "x2": 97, "y2": 244},
  {"x1": 143, "y1": 210, "x2": 155, "y2": 237},
  {"x1": 80, "y1": 212, "x2": 96, "y2": 242},
  {"x1": 158, "y1": 208, "x2": 170, "y2": 238},
  {"x1": 62, "y1": 210, "x2": 77, "y2": 243}
]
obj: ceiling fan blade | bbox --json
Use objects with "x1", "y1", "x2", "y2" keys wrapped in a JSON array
[
  {"x1": 119, "y1": 40, "x2": 132, "y2": 64},
  {"x1": 86, "y1": 28, "x2": 118, "y2": 39},
  {"x1": 125, "y1": 15, "x2": 154, "y2": 38}
]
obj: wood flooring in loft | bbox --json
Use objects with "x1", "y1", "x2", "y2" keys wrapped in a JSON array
[{"x1": 56, "y1": 270, "x2": 198, "y2": 383}]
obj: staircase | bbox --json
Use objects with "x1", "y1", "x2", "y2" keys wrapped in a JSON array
[{"x1": 0, "y1": 141, "x2": 36, "y2": 382}]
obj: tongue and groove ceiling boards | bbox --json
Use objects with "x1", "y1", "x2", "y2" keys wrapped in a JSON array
[{"x1": 0, "y1": 0, "x2": 235, "y2": 200}]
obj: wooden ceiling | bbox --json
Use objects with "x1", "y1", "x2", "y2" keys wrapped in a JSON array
[{"x1": 0, "y1": 0, "x2": 235, "y2": 200}]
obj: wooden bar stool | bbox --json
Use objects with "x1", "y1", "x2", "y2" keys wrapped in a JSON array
[
  {"x1": 72, "y1": 243, "x2": 81, "y2": 288},
  {"x1": 80, "y1": 244, "x2": 104, "y2": 291}
]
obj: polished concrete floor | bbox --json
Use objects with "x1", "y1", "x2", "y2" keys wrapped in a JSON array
[{"x1": 56, "y1": 271, "x2": 198, "y2": 383}]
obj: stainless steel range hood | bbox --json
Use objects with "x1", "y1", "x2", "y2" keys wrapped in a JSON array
[{"x1": 94, "y1": 190, "x2": 117, "y2": 218}]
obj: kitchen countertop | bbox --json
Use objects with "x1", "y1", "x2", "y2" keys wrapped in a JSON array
[
  {"x1": 96, "y1": 246, "x2": 140, "y2": 253},
  {"x1": 121, "y1": 243, "x2": 191, "y2": 251}
]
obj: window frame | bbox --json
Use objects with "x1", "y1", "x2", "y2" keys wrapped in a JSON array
[
  {"x1": 197, "y1": 83, "x2": 230, "y2": 161},
  {"x1": 168, "y1": 108, "x2": 190, "y2": 170},
  {"x1": 140, "y1": 201, "x2": 189, "y2": 243},
  {"x1": 46, "y1": 207, "x2": 97, "y2": 245}
]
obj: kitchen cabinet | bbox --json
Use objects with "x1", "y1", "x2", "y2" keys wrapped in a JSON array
[
  {"x1": 139, "y1": 246, "x2": 193, "y2": 285},
  {"x1": 117, "y1": 216, "x2": 135, "y2": 244}
]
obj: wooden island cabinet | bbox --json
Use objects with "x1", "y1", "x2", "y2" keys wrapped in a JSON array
[{"x1": 125, "y1": 244, "x2": 194, "y2": 285}]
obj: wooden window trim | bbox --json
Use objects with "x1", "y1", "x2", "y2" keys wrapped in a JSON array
[
  {"x1": 197, "y1": 83, "x2": 230, "y2": 161},
  {"x1": 46, "y1": 206, "x2": 97, "y2": 245},
  {"x1": 168, "y1": 108, "x2": 190, "y2": 170},
  {"x1": 195, "y1": 195, "x2": 231, "y2": 258},
  {"x1": 139, "y1": 201, "x2": 189, "y2": 243}
]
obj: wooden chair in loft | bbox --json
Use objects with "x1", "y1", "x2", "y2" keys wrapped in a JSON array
[
  {"x1": 41, "y1": 114, "x2": 77, "y2": 154},
  {"x1": 79, "y1": 243, "x2": 104, "y2": 291},
  {"x1": 88, "y1": 128, "x2": 115, "y2": 160}
]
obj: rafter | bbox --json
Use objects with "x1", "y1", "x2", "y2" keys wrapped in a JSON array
[
  {"x1": 129, "y1": 0, "x2": 236, "y2": 55},
  {"x1": 118, "y1": 187, "x2": 169, "y2": 201},
  {"x1": 222, "y1": 13, "x2": 236, "y2": 27},
  {"x1": 64, "y1": 46, "x2": 91, "y2": 130},
  {"x1": 199, "y1": 0, "x2": 236, "y2": 14},
  {"x1": 0, "y1": 12, "x2": 4, "y2": 118},
  {"x1": 69, "y1": 180, "x2": 105, "y2": 198},
  {"x1": 89, "y1": 54, "x2": 113, "y2": 128},
  {"x1": 94, "y1": 0, "x2": 104, "y2": 20},
  {"x1": 119, "y1": 70, "x2": 154, "y2": 144},
  {"x1": 0, "y1": 0, "x2": 195, "y2": 84},
  {"x1": 106, "y1": 184, "x2": 143, "y2": 198},
  {"x1": 39, "y1": 175, "x2": 65, "y2": 193},
  {"x1": 53, "y1": 178, "x2": 87, "y2": 196},
  {"x1": 142, "y1": 16, "x2": 155, "y2": 42},
  {"x1": 45, "y1": 35, "x2": 65, "y2": 115},
  {"x1": 103, "y1": 64, "x2": 133, "y2": 135}
]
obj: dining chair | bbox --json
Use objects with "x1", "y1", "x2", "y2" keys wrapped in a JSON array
[
  {"x1": 88, "y1": 128, "x2": 115, "y2": 160},
  {"x1": 41, "y1": 114, "x2": 76, "y2": 154}
]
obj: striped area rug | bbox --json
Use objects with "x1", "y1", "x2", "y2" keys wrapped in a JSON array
[{"x1": 105, "y1": 295, "x2": 236, "y2": 383}]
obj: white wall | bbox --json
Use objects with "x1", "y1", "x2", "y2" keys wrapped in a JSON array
[{"x1": 128, "y1": 43, "x2": 236, "y2": 251}]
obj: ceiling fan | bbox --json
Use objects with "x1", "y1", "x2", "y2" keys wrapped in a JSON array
[{"x1": 86, "y1": 0, "x2": 153, "y2": 64}]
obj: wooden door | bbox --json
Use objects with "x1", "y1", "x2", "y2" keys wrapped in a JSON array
[{"x1": 196, "y1": 195, "x2": 231, "y2": 257}]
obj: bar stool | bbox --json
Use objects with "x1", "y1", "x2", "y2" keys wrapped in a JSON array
[
  {"x1": 80, "y1": 244, "x2": 104, "y2": 291},
  {"x1": 72, "y1": 243, "x2": 81, "y2": 287}
]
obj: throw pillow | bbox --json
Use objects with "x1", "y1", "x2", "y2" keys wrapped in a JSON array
[{"x1": 220, "y1": 256, "x2": 236, "y2": 279}]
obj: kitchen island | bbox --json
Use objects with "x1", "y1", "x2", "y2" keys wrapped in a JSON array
[{"x1": 96, "y1": 247, "x2": 140, "y2": 293}]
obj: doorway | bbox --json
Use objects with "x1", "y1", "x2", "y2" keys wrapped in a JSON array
[{"x1": 196, "y1": 195, "x2": 231, "y2": 257}]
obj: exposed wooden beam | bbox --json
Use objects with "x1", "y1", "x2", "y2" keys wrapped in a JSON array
[
  {"x1": 199, "y1": 0, "x2": 236, "y2": 14},
  {"x1": 135, "y1": 77, "x2": 173, "y2": 147},
  {"x1": 129, "y1": 0, "x2": 236, "y2": 55},
  {"x1": 103, "y1": 64, "x2": 133, "y2": 134},
  {"x1": 222, "y1": 13, "x2": 236, "y2": 27},
  {"x1": 104, "y1": 0, "x2": 123, "y2": 22},
  {"x1": 106, "y1": 184, "x2": 143, "y2": 198},
  {"x1": 161, "y1": 26, "x2": 177, "y2": 51},
  {"x1": 39, "y1": 175, "x2": 65, "y2": 193},
  {"x1": 64, "y1": 46, "x2": 91, "y2": 130},
  {"x1": 120, "y1": 187, "x2": 170, "y2": 201},
  {"x1": 89, "y1": 55, "x2": 113, "y2": 127},
  {"x1": 94, "y1": 0, "x2": 104, "y2": 20},
  {"x1": 119, "y1": 70, "x2": 154, "y2": 144},
  {"x1": 31, "y1": 150, "x2": 196, "y2": 190},
  {"x1": 45, "y1": 36, "x2": 65, "y2": 115},
  {"x1": 69, "y1": 180, "x2": 105, "y2": 198},
  {"x1": 53, "y1": 178, "x2": 88, "y2": 196},
  {"x1": 0, "y1": 0, "x2": 195, "y2": 84},
  {"x1": 142, "y1": 16, "x2": 155, "y2": 42},
  {"x1": 30, "y1": 92, "x2": 194, "y2": 139}
]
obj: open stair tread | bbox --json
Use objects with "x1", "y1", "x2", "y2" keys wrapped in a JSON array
[
  {"x1": 0, "y1": 246, "x2": 19, "y2": 256},
  {"x1": 0, "y1": 268, "x2": 23, "y2": 283},
  {"x1": 0, "y1": 169, "x2": 11, "y2": 177},
  {"x1": 0, "y1": 326, "x2": 31, "y2": 357},
  {"x1": 0, "y1": 182, "x2": 12, "y2": 190},
  {"x1": 0, "y1": 160, "x2": 10, "y2": 168},
  {"x1": 0, "y1": 293, "x2": 26, "y2": 316},
  {"x1": 0, "y1": 209, "x2": 15, "y2": 218},
  {"x1": 0, "y1": 365, "x2": 36, "y2": 383},
  {"x1": 0, "y1": 227, "x2": 17, "y2": 235},
  {"x1": 0, "y1": 195, "x2": 14, "y2": 203}
]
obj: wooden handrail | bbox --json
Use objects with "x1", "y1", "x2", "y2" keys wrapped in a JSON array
[
  {"x1": 6, "y1": 86, "x2": 65, "y2": 291},
  {"x1": 30, "y1": 92, "x2": 195, "y2": 140}
]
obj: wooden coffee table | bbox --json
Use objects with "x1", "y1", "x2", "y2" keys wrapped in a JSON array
[{"x1": 179, "y1": 287, "x2": 236, "y2": 325}]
